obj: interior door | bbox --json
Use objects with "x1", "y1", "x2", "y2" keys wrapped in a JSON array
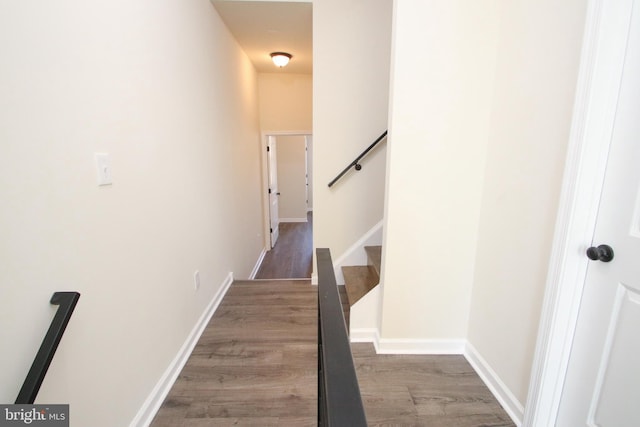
[
  {"x1": 556, "y1": 3, "x2": 640, "y2": 425},
  {"x1": 267, "y1": 136, "x2": 280, "y2": 248},
  {"x1": 305, "y1": 135, "x2": 313, "y2": 211}
]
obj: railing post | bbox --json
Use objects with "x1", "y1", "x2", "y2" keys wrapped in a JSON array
[
  {"x1": 15, "y1": 291, "x2": 80, "y2": 404},
  {"x1": 317, "y1": 248, "x2": 367, "y2": 426}
]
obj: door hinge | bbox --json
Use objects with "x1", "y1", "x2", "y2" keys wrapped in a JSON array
[
  {"x1": 270, "y1": 228, "x2": 273, "y2": 233},
  {"x1": 268, "y1": 188, "x2": 271, "y2": 194},
  {"x1": 267, "y1": 146, "x2": 270, "y2": 152}
]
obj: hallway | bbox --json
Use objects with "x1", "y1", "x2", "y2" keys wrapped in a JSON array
[
  {"x1": 149, "y1": 278, "x2": 514, "y2": 426},
  {"x1": 254, "y1": 212, "x2": 313, "y2": 279},
  {"x1": 150, "y1": 280, "x2": 317, "y2": 426}
]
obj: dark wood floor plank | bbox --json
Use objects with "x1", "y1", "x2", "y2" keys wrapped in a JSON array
[
  {"x1": 342, "y1": 265, "x2": 379, "y2": 305},
  {"x1": 351, "y1": 342, "x2": 516, "y2": 427},
  {"x1": 150, "y1": 279, "x2": 317, "y2": 427},
  {"x1": 151, "y1": 278, "x2": 515, "y2": 427},
  {"x1": 255, "y1": 212, "x2": 312, "y2": 279}
]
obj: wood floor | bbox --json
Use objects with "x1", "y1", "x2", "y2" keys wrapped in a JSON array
[
  {"x1": 353, "y1": 344, "x2": 515, "y2": 426},
  {"x1": 150, "y1": 279, "x2": 515, "y2": 427},
  {"x1": 254, "y1": 212, "x2": 312, "y2": 279},
  {"x1": 150, "y1": 280, "x2": 317, "y2": 427}
]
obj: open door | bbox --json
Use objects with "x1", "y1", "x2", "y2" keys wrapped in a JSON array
[
  {"x1": 527, "y1": 1, "x2": 640, "y2": 425},
  {"x1": 556, "y1": 2, "x2": 640, "y2": 424},
  {"x1": 267, "y1": 135, "x2": 280, "y2": 248}
]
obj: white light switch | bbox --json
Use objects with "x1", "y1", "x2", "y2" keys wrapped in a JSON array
[
  {"x1": 95, "y1": 153, "x2": 113, "y2": 186},
  {"x1": 194, "y1": 271, "x2": 201, "y2": 290}
]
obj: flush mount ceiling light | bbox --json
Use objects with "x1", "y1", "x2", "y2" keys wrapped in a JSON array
[{"x1": 270, "y1": 52, "x2": 292, "y2": 68}]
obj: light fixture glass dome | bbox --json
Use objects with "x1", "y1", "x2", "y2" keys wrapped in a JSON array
[{"x1": 270, "y1": 52, "x2": 292, "y2": 68}]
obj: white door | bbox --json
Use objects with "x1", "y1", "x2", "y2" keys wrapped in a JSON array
[
  {"x1": 556, "y1": 2, "x2": 640, "y2": 425},
  {"x1": 305, "y1": 135, "x2": 313, "y2": 211},
  {"x1": 267, "y1": 136, "x2": 280, "y2": 248}
]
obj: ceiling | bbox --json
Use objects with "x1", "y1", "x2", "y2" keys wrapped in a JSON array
[{"x1": 211, "y1": 0, "x2": 312, "y2": 74}]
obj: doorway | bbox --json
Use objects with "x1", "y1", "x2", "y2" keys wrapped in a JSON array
[
  {"x1": 258, "y1": 132, "x2": 313, "y2": 279},
  {"x1": 525, "y1": 0, "x2": 639, "y2": 424}
]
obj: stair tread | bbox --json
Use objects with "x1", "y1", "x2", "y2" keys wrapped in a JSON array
[
  {"x1": 364, "y1": 245, "x2": 382, "y2": 277},
  {"x1": 342, "y1": 265, "x2": 379, "y2": 306}
]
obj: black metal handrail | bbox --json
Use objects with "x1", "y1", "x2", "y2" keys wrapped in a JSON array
[
  {"x1": 328, "y1": 130, "x2": 388, "y2": 188},
  {"x1": 15, "y1": 291, "x2": 81, "y2": 404},
  {"x1": 317, "y1": 248, "x2": 367, "y2": 426}
]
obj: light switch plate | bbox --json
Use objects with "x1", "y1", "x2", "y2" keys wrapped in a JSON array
[
  {"x1": 95, "y1": 153, "x2": 112, "y2": 186},
  {"x1": 194, "y1": 271, "x2": 201, "y2": 290}
]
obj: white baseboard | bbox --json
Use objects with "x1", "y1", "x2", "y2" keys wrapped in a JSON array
[
  {"x1": 280, "y1": 217, "x2": 307, "y2": 223},
  {"x1": 464, "y1": 342, "x2": 524, "y2": 426},
  {"x1": 249, "y1": 248, "x2": 267, "y2": 279},
  {"x1": 350, "y1": 331, "x2": 464, "y2": 355},
  {"x1": 376, "y1": 337, "x2": 466, "y2": 354},
  {"x1": 311, "y1": 273, "x2": 318, "y2": 286},
  {"x1": 350, "y1": 328, "x2": 380, "y2": 343},
  {"x1": 129, "y1": 272, "x2": 234, "y2": 427}
]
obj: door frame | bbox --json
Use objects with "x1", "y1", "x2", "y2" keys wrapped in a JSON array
[
  {"x1": 260, "y1": 130, "x2": 313, "y2": 250},
  {"x1": 524, "y1": 0, "x2": 635, "y2": 425}
]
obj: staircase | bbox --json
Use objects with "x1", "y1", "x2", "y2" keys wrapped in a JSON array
[{"x1": 340, "y1": 245, "x2": 382, "y2": 333}]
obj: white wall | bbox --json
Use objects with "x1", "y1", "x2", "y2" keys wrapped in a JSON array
[
  {"x1": 257, "y1": 73, "x2": 312, "y2": 131},
  {"x1": 257, "y1": 73, "x2": 312, "y2": 241},
  {"x1": 313, "y1": 0, "x2": 392, "y2": 265},
  {"x1": 381, "y1": 0, "x2": 499, "y2": 340},
  {"x1": 467, "y1": 0, "x2": 587, "y2": 405},
  {"x1": 381, "y1": 0, "x2": 587, "y2": 412},
  {"x1": 276, "y1": 135, "x2": 308, "y2": 220},
  {"x1": 0, "y1": 1, "x2": 263, "y2": 426}
]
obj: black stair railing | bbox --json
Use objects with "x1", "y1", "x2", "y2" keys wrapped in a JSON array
[
  {"x1": 317, "y1": 248, "x2": 367, "y2": 426},
  {"x1": 328, "y1": 130, "x2": 388, "y2": 188},
  {"x1": 15, "y1": 291, "x2": 80, "y2": 404}
]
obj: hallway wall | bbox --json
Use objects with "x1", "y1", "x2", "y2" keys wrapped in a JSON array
[
  {"x1": 382, "y1": 0, "x2": 499, "y2": 341},
  {"x1": 382, "y1": 0, "x2": 588, "y2": 417},
  {"x1": 467, "y1": 0, "x2": 587, "y2": 406},
  {"x1": 258, "y1": 73, "x2": 312, "y2": 131},
  {"x1": 0, "y1": 1, "x2": 263, "y2": 425},
  {"x1": 256, "y1": 73, "x2": 312, "y2": 240},
  {"x1": 313, "y1": 0, "x2": 392, "y2": 268}
]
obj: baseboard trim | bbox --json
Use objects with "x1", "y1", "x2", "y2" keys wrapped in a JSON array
[
  {"x1": 350, "y1": 328, "x2": 379, "y2": 343},
  {"x1": 129, "y1": 272, "x2": 234, "y2": 427},
  {"x1": 249, "y1": 249, "x2": 267, "y2": 279},
  {"x1": 376, "y1": 337, "x2": 466, "y2": 355},
  {"x1": 279, "y1": 217, "x2": 307, "y2": 223},
  {"x1": 311, "y1": 273, "x2": 318, "y2": 286},
  {"x1": 348, "y1": 328, "x2": 465, "y2": 355},
  {"x1": 464, "y1": 342, "x2": 524, "y2": 426}
]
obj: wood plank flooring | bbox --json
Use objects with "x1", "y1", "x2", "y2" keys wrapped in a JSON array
[
  {"x1": 150, "y1": 279, "x2": 515, "y2": 427},
  {"x1": 254, "y1": 212, "x2": 312, "y2": 279},
  {"x1": 352, "y1": 343, "x2": 515, "y2": 426},
  {"x1": 150, "y1": 280, "x2": 317, "y2": 427}
]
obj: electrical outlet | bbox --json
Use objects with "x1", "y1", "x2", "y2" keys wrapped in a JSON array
[{"x1": 193, "y1": 271, "x2": 200, "y2": 291}]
